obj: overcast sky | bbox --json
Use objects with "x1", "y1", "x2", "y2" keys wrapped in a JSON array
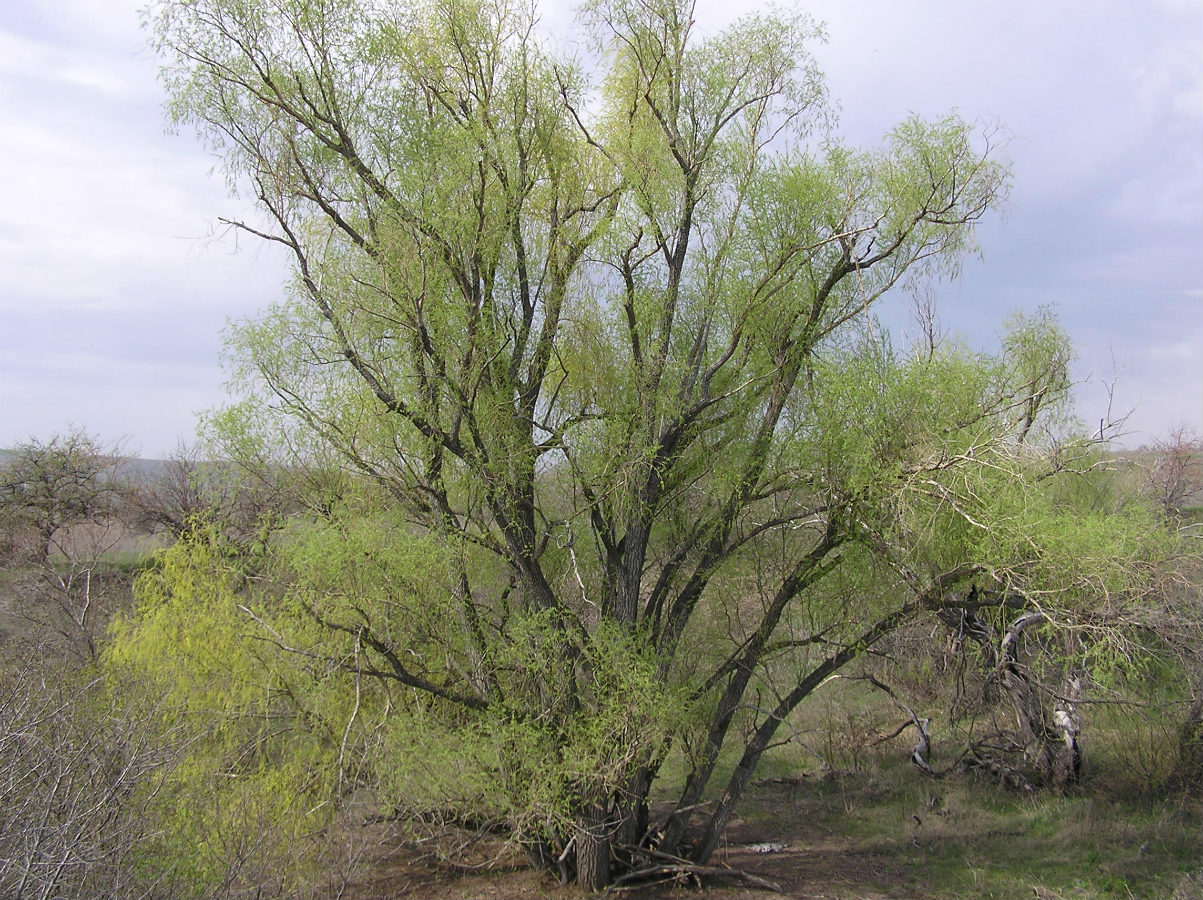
[{"x1": 1, "y1": 0, "x2": 1200, "y2": 457}]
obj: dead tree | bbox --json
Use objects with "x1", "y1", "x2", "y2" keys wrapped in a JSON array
[{"x1": 936, "y1": 590, "x2": 1082, "y2": 791}]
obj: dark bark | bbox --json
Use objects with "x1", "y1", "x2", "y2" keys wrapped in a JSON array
[
  {"x1": 935, "y1": 607, "x2": 1082, "y2": 792},
  {"x1": 996, "y1": 612, "x2": 1082, "y2": 791},
  {"x1": 659, "y1": 529, "x2": 838, "y2": 854},
  {"x1": 615, "y1": 767, "x2": 654, "y2": 849},
  {"x1": 934, "y1": 591, "x2": 1091, "y2": 792},
  {"x1": 673, "y1": 605, "x2": 917, "y2": 864},
  {"x1": 696, "y1": 655, "x2": 871, "y2": 859},
  {"x1": 574, "y1": 806, "x2": 611, "y2": 892}
]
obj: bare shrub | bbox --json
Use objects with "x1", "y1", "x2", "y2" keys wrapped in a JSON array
[
  {"x1": 129, "y1": 441, "x2": 287, "y2": 547},
  {"x1": 0, "y1": 658, "x2": 181, "y2": 900},
  {"x1": 1143, "y1": 426, "x2": 1203, "y2": 521}
]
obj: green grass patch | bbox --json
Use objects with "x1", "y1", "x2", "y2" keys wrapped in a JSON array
[
  {"x1": 707, "y1": 668, "x2": 1202, "y2": 899},
  {"x1": 1178, "y1": 504, "x2": 1202, "y2": 527},
  {"x1": 734, "y1": 750, "x2": 1200, "y2": 899},
  {"x1": 92, "y1": 549, "x2": 158, "y2": 576}
]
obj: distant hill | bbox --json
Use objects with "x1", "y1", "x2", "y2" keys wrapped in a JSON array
[
  {"x1": 0, "y1": 450, "x2": 173, "y2": 485},
  {"x1": 118, "y1": 457, "x2": 176, "y2": 485}
]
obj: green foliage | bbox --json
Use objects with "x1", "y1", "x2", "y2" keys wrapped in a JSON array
[
  {"x1": 103, "y1": 513, "x2": 687, "y2": 881},
  {"x1": 376, "y1": 611, "x2": 686, "y2": 843},
  {"x1": 105, "y1": 534, "x2": 345, "y2": 896}
]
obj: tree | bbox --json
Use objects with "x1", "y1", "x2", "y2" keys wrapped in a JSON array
[
  {"x1": 0, "y1": 431, "x2": 133, "y2": 660},
  {"x1": 129, "y1": 440, "x2": 294, "y2": 550},
  {"x1": 146, "y1": 0, "x2": 1165, "y2": 887},
  {"x1": 103, "y1": 535, "x2": 363, "y2": 898},
  {"x1": 1142, "y1": 426, "x2": 1202, "y2": 522}
]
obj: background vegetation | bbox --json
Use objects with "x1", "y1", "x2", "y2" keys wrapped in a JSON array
[{"x1": 0, "y1": 417, "x2": 1197, "y2": 898}]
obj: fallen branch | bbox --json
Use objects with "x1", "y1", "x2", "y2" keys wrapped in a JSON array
[
  {"x1": 606, "y1": 862, "x2": 783, "y2": 894},
  {"x1": 963, "y1": 744, "x2": 1037, "y2": 792},
  {"x1": 859, "y1": 675, "x2": 935, "y2": 774}
]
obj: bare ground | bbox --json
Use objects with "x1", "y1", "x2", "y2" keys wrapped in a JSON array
[{"x1": 343, "y1": 806, "x2": 909, "y2": 900}]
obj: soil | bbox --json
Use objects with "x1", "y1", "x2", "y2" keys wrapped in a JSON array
[{"x1": 339, "y1": 778, "x2": 923, "y2": 899}]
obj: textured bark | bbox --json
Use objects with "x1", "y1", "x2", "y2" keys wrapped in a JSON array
[
  {"x1": 659, "y1": 531, "x2": 839, "y2": 855},
  {"x1": 996, "y1": 613, "x2": 1081, "y2": 791},
  {"x1": 615, "y1": 768, "x2": 653, "y2": 849},
  {"x1": 1049, "y1": 675, "x2": 1082, "y2": 791},
  {"x1": 684, "y1": 605, "x2": 918, "y2": 864},
  {"x1": 574, "y1": 808, "x2": 610, "y2": 892}
]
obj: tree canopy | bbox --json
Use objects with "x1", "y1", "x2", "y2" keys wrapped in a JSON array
[{"x1": 134, "y1": 0, "x2": 1174, "y2": 888}]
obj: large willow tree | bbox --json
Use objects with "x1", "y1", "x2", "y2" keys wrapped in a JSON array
[{"x1": 144, "y1": 0, "x2": 1164, "y2": 888}]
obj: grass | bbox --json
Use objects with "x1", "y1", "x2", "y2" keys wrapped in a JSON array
[
  {"x1": 89, "y1": 548, "x2": 159, "y2": 576},
  {"x1": 704, "y1": 735, "x2": 1201, "y2": 900},
  {"x1": 667, "y1": 669, "x2": 1203, "y2": 900},
  {"x1": 1178, "y1": 505, "x2": 1203, "y2": 529},
  {"x1": 857, "y1": 775, "x2": 1193, "y2": 898}
]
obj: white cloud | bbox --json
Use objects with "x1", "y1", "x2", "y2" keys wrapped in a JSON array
[
  {"x1": 1135, "y1": 32, "x2": 1203, "y2": 124},
  {"x1": 0, "y1": 27, "x2": 147, "y2": 97},
  {"x1": 0, "y1": 25, "x2": 288, "y2": 316},
  {"x1": 0, "y1": 0, "x2": 1198, "y2": 453},
  {"x1": 2, "y1": 0, "x2": 147, "y2": 54}
]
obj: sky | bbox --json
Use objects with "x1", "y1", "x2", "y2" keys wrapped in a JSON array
[{"x1": 0, "y1": 0, "x2": 1200, "y2": 458}]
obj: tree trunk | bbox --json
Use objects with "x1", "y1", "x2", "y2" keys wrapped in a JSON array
[
  {"x1": 574, "y1": 807, "x2": 610, "y2": 891},
  {"x1": 688, "y1": 610, "x2": 914, "y2": 864},
  {"x1": 660, "y1": 532, "x2": 841, "y2": 856},
  {"x1": 997, "y1": 613, "x2": 1081, "y2": 791},
  {"x1": 1049, "y1": 674, "x2": 1082, "y2": 791},
  {"x1": 615, "y1": 768, "x2": 653, "y2": 849}
]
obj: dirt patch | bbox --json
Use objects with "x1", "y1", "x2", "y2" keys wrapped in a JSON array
[
  {"x1": 338, "y1": 779, "x2": 923, "y2": 900},
  {"x1": 343, "y1": 823, "x2": 568, "y2": 899}
]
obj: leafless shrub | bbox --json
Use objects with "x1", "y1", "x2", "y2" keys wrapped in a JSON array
[
  {"x1": 0, "y1": 658, "x2": 182, "y2": 900},
  {"x1": 1143, "y1": 426, "x2": 1203, "y2": 521},
  {"x1": 129, "y1": 442, "x2": 271, "y2": 542}
]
